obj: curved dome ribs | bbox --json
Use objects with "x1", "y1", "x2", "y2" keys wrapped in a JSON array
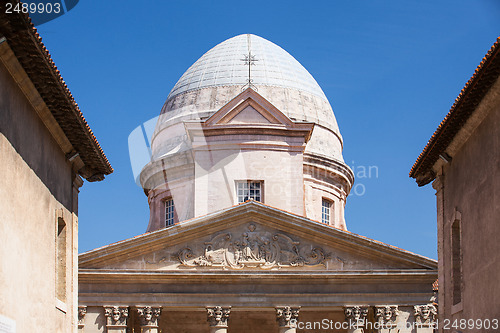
[{"x1": 167, "y1": 34, "x2": 328, "y2": 101}]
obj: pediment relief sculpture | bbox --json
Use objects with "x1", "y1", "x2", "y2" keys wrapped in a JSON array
[{"x1": 176, "y1": 224, "x2": 335, "y2": 270}]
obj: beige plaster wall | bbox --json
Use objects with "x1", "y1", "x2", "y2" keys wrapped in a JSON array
[
  {"x1": 304, "y1": 177, "x2": 345, "y2": 229},
  {"x1": 439, "y1": 86, "x2": 500, "y2": 323},
  {"x1": 146, "y1": 177, "x2": 195, "y2": 232},
  {"x1": 143, "y1": 86, "x2": 351, "y2": 233},
  {"x1": 0, "y1": 59, "x2": 77, "y2": 332},
  {"x1": 193, "y1": 148, "x2": 305, "y2": 217},
  {"x1": 78, "y1": 307, "x2": 106, "y2": 333},
  {"x1": 145, "y1": 145, "x2": 307, "y2": 232}
]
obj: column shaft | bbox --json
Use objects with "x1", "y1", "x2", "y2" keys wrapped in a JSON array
[
  {"x1": 210, "y1": 327, "x2": 227, "y2": 333},
  {"x1": 278, "y1": 327, "x2": 296, "y2": 333},
  {"x1": 344, "y1": 306, "x2": 369, "y2": 333},
  {"x1": 104, "y1": 306, "x2": 129, "y2": 333},
  {"x1": 137, "y1": 306, "x2": 162, "y2": 333},
  {"x1": 141, "y1": 327, "x2": 158, "y2": 333},
  {"x1": 276, "y1": 306, "x2": 300, "y2": 333}
]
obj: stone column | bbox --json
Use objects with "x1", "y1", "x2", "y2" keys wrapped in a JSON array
[
  {"x1": 104, "y1": 306, "x2": 129, "y2": 333},
  {"x1": 344, "y1": 306, "x2": 369, "y2": 333},
  {"x1": 137, "y1": 306, "x2": 162, "y2": 333},
  {"x1": 207, "y1": 306, "x2": 231, "y2": 333},
  {"x1": 414, "y1": 304, "x2": 437, "y2": 333},
  {"x1": 276, "y1": 306, "x2": 300, "y2": 333},
  {"x1": 432, "y1": 174, "x2": 445, "y2": 333},
  {"x1": 78, "y1": 306, "x2": 87, "y2": 330},
  {"x1": 373, "y1": 306, "x2": 398, "y2": 333}
]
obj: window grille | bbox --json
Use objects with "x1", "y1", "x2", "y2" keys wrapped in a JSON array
[{"x1": 237, "y1": 181, "x2": 262, "y2": 203}]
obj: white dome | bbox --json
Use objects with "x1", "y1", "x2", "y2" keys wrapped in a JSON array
[
  {"x1": 168, "y1": 34, "x2": 327, "y2": 101},
  {"x1": 141, "y1": 34, "x2": 353, "y2": 231},
  {"x1": 153, "y1": 34, "x2": 345, "y2": 163}
]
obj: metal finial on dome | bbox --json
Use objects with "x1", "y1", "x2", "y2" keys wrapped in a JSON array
[
  {"x1": 166, "y1": 34, "x2": 327, "y2": 101},
  {"x1": 240, "y1": 34, "x2": 258, "y2": 91},
  {"x1": 156, "y1": 34, "x2": 344, "y2": 164}
]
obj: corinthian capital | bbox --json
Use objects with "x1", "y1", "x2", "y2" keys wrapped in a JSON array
[
  {"x1": 276, "y1": 306, "x2": 300, "y2": 327},
  {"x1": 206, "y1": 306, "x2": 231, "y2": 327},
  {"x1": 137, "y1": 306, "x2": 162, "y2": 326},
  {"x1": 78, "y1": 306, "x2": 87, "y2": 327},
  {"x1": 344, "y1": 306, "x2": 369, "y2": 328},
  {"x1": 374, "y1": 305, "x2": 398, "y2": 327},
  {"x1": 414, "y1": 304, "x2": 437, "y2": 326},
  {"x1": 104, "y1": 306, "x2": 129, "y2": 326}
]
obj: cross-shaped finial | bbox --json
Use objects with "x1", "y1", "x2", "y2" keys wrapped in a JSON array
[
  {"x1": 242, "y1": 51, "x2": 258, "y2": 66},
  {"x1": 241, "y1": 50, "x2": 258, "y2": 90}
]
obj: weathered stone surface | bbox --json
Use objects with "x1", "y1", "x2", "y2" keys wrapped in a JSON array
[
  {"x1": 0, "y1": 39, "x2": 79, "y2": 333},
  {"x1": 104, "y1": 306, "x2": 129, "y2": 326},
  {"x1": 435, "y1": 80, "x2": 500, "y2": 330}
]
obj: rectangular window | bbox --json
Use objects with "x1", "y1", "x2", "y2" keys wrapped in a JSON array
[
  {"x1": 236, "y1": 181, "x2": 262, "y2": 203},
  {"x1": 56, "y1": 217, "x2": 66, "y2": 301},
  {"x1": 451, "y1": 219, "x2": 462, "y2": 305},
  {"x1": 165, "y1": 198, "x2": 175, "y2": 227},
  {"x1": 321, "y1": 199, "x2": 331, "y2": 224}
]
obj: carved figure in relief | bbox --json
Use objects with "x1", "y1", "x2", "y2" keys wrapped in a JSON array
[{"x1": 176, "y1": 224, "x2": 332, "y2": 269}]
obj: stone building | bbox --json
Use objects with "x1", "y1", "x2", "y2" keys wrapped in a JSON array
[
  {"x1": 0, "y1": 9, "x2": 112, "y2": 333},
  {"x1": 79, "y1": 35, "x2": 437, "y2": 332},
  {"x1": 411, "y1": 37, "x2": 500, "y2": 330}
]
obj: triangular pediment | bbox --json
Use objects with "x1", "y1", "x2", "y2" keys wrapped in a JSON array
[
  {"x1": 80, "y1": 202, "x2": 437, "y2": 273},
  {"x1": 205, "y1": 88, "x2": 294, "y2": 126},
  {"x1": 228, "y1": 104, "x2": 273, "y2": 124}
]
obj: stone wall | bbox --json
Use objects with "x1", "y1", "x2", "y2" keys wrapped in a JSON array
[
  {"x1": 0, "y1": 53, "x2": 78, "y2": 332},
  {"x1": 437, "y1": 77, "x2": 500, "y2": 327}
]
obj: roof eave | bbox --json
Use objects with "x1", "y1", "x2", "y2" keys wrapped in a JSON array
[
  {"x1": 410, "y1": 37, "x2": 500, "y2": 185},
  {"x1": 0, "y1": 4, "x2": 113, "y2": 181}
]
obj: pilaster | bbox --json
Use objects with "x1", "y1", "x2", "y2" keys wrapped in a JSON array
[
  {"x1": 432, "y1": 172, "x2": 445, "y2": 333},
  {"x1": 78, "y1": 306, "x2": 86, "y2": 330},
  {"x1": 207, "y1": 306, "x2": 231, "y2": 333},
  {"x1": 373, "y1": 306, "x2": 398, "y2": 333},
  {"x1": 276, "y1": 306, "x2": 300, "y2": 333},
  {"x1": 414, "y1": 304, "x2": 437, "y2": 333},
  {"x1": 104, "y1": 306, "x2": 129, "y2": 333},
  {"x1": 137, "y1": 306, "x2": 162, "y2": 333},
  {"x1": 344, "y1": 306, "x2": 369, "y2": 333}
]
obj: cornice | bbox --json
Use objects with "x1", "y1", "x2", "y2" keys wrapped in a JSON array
[
  {"x1": 79, "y1": 269, "x2": 437, "y2": 284},
  {"x1": 79, "y1": 202, "x2": 437, "y2": 270}
]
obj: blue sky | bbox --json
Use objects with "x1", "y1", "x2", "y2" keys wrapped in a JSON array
[{"x1": 36, "y1": 0, "x2": 499, "y2": 258}]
